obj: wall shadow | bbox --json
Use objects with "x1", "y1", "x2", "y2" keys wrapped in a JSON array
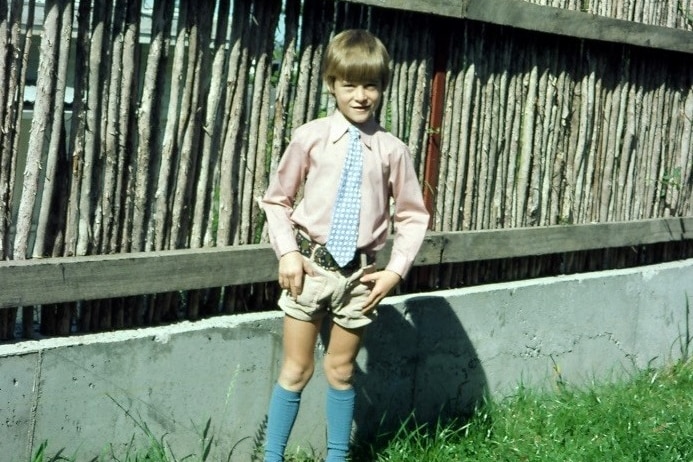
[{"x1": 352, "y1": 295, "x2": 488, "y2": 450}]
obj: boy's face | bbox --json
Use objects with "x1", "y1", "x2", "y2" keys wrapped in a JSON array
[{"x1": 330, "y1": 78, "x2": 382, "y2": 126}]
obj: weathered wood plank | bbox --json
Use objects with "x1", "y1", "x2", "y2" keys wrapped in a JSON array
[
  {"x1": 353, "y1": 0, "x2": 464, "y2": 18},
  {"x1": 349, "y1": 0, "x2": 693, "y2": 55},
  {"x1": 373, "y1": 233, "x2": 447, "y2": 270},
  {"x1": 0, "y1": 244, "x2": 278, "y2": 309},
  {"x1": 1, "y1": 218, "x2": 691, "y2": 309},
  {"x1": 465, "y1": 0, "x2": 693, "y2": 55},
  {"x1": 441, "y1": 217, "x2": 693, "y2": 263}
]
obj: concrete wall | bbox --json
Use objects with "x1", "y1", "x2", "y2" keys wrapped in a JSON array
[{"x1": 1, "y1": 259, "x2": 692, "y2": 461}]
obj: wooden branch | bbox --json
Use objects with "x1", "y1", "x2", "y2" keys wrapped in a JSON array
[
  {"x1": 13, "y1": 0, "x2": 59, "y2": 259},
  {"x1": 0, "y1": 0, "x2": 29, "y2": 260},
  {"x1": 149, "y1": 0, "x2": 187, "y2": 251},
  {"x1": 132, "y1": 0, "x2": 171, "y2": 252},
  {"x1": 101, "y1": 0, "x2": 125, "y2": 253},
  {"x1": 168, "y1": 0, "x2": 205, "y2": 250},
  {"x1": 190, "y1": 0, "x2": 230, "y2": 249},
  {"x1": 680, "y1": 91, "x2": 693, "y2": 215},
  {"x1": 77, "y1": 0, "x2": 109, "y2": 256},
  {"x1": 217, "y1": 0, "x2": 251, "y2": 246},
  {"x1": 115, "y1": 0, "x2": 140, "y2": 253},
  {"x1": 63, "y1": 0, "x2": 89, "y2": 257}
]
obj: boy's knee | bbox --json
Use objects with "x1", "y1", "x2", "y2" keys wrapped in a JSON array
[
  {"x1": 323, "y1": 359, "x2": 355, "y2": 388},
  {"x1": 280, "y1": 360, "x2": 315, "y2": 390}
]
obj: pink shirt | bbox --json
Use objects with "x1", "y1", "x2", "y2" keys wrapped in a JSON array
[{"x1": 261, "y1": 110, "x2": 429, "y2": 278}]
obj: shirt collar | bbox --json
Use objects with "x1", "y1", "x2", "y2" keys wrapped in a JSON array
[{"x1": 328, "y1": 110, "x2": 378, "y2": 149}]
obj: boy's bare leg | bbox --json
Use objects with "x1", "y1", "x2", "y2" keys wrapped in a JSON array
[
  {"x1": 324, "y1": 323, "x2": 364, "y2": 461},
  {"x1": 265, "y1": 316, "x2": 322, "y2": 462},
  {"x1": 278, "y1": 315, "x2": 322, "y2": 391},
  {"x1": 324, "y1": 323, "x2": 364, "y2": 388}
]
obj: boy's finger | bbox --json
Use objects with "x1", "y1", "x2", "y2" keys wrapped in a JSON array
[
  {"x1": 362, "y1": 293, "x2": 377, "y2": 312},
  {"x1": 291, "y1": 273, "x2": 303, "y2": 296}
]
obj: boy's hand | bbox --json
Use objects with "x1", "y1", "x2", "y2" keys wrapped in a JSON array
[
  {"x1": 278, "y1": 251, "x2": 314, "y2": 299},
  {"x1": 360, "y1": 270, "x2": 401, "y2": 314}
]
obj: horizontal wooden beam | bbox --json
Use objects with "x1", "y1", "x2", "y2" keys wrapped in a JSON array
[
  {"x1": 352, "y1": 0, "x2": 693, "y2": 55},
  {"x1": 1, "y1": 218, "x2": 691, "y2": 309},
  {"x1": 0, "y1": 244, "x2": 278, "y2": 309},
  {"x1": 352, "y1": 0, "x2": 464, "y2": 18},
  {"x1": 439, "y1": 217, "x2": 693, "y2": 263},
  {"x1": 464, "y1": 0, "x2": 693, "y2": 55}
]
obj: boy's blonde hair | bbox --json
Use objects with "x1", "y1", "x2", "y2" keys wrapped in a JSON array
[{"x1": 322, "y1": 29, "x2": 390, "y2": 91}]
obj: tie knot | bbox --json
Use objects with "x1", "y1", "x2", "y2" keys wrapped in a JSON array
[{"x1": 348, "y1": 125, "x2": 360, "y2": 138}]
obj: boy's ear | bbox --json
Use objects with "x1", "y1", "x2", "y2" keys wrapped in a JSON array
[{"x1": 325, "y1": 77, "x2": 335, "y2": 94}]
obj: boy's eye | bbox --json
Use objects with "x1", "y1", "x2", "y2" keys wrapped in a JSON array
[{"x1": 340, "y1": 81, "x2": 379, "y2": 90}]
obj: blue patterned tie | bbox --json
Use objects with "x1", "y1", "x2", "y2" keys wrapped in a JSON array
[{"x1": 326, "y1": 125, "x2": 362, "y2": 267}]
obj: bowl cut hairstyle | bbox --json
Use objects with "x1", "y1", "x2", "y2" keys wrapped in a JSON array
[{"x1": 323, "y1": 29, "x2": 391, "y2": 91}]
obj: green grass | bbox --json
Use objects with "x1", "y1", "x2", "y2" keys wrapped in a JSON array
[
  {"x1": 33, "y1": 359, "x2": 693, "y2": 462},
  {"x1": 361, "y1": 359, "x2": 693, "y2": 462}
]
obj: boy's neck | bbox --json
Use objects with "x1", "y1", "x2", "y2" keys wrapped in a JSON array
[{"x1": 337, "y1": 109, "x2": 377, "y2": 132}]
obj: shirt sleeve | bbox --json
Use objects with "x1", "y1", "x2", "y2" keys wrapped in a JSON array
[
  {"x1": 260, "y1": 137, "x2": 308, "y2": 259},
  {"x1": 385, "y1": 145, "x2": 430, "y2": 278}
]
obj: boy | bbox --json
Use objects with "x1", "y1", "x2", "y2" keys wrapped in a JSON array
[{"x1": 260, "y1": 29, "x2": 429, "y2": 462}]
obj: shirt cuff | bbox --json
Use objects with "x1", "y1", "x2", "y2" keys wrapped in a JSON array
[
  {"x1": 385, "y1": 252, "x2": 412, "y2": 280},
  {"x1": 274, "y1": 234, "x2": 299, "y2": 259}
]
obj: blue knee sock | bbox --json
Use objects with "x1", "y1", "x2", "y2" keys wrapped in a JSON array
[
  {"x1": 326, "y1": 386, "x2": 355, "y2": 462},
  {"x1": 265, "y1": 384, "x2": 301, "y2": 462}
]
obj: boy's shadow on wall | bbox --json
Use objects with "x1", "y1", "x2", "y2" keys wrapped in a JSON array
[{"x1": 351, "y1": 295, "x2": 488, "y2": 451}]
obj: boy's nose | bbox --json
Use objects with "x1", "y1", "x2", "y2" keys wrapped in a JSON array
[{"x1": 354, "y1": 86, "x2": 367, "y2": 100}]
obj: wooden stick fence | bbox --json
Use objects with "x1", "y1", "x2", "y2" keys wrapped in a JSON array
[{"x1": 0, "y1": 0, "x2": 691, "y2": 339}]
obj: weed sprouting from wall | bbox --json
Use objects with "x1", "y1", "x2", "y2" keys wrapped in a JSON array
[{"x1": 678, "y1": 292, "x2": 692, "y2": 362}]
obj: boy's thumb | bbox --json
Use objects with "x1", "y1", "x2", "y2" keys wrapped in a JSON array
[
  {"x1": 360, "y1": 273, "x2": 375, "y2": 283},
  {"x1": 303, "y1": 260, "x2": 315, "y2": 276}
]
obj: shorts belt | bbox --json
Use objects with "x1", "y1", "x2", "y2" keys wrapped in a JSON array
[{"x1": 296, "y1": 231, "x2": 374, "y2": 273}]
